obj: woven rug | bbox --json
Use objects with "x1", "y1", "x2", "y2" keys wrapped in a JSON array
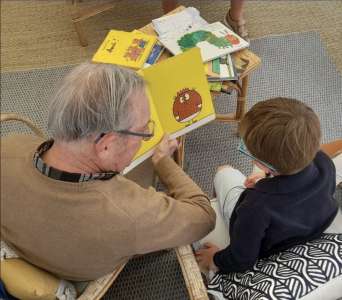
[
  {"x1": 184, "y1": 31, "x2": 342, "y2": 206},
  {"x1": 1, "y1": 32, "x2": 341, "y2": 299}
]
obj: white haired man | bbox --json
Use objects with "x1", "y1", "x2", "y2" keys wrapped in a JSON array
[{"x1": 1, "y1": 62, "x2": 215, "y2": 281}]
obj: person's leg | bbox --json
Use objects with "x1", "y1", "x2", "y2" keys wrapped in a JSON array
[
  {"x1": 213, "y1": 165, "x2": 246, "y2": 222},
  {"x1": 224, "y1": 0, "x2": 249, "y2": 40},
  {"x1": 197, "y1": 166, "x2": 245, "y2": 279},
  {"x1": 162, "y1": 0, "x2": 178, "y2": 14},
  {"x1": 230, "y1": 0, "x2": 245, "y2": 21},
  {"x1": 198, "y1": 165, "x2": 246, "y2": 249}
]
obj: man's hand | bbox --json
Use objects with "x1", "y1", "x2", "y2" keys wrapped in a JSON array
[
  {"x1": 244, "y1": 172, "x2": 265, "y2": 188},
  {"x1": 195, "y1": 242, "x2": 220, "y2": 271},
  {"x1": 152, "y1": 135, "x2": 178, "y2": 165}
]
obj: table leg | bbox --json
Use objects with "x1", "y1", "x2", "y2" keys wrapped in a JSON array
[
  {"x1": 214, "y1": 81, "x2": 243, "y2": 123},
  {"x1": 73, "y1": 21, "x2": 88, "y2": 47},
  {"x1": 162, "y1": 0, "x2": 178, "y2": 13},
  {"x1": 236, "y1": 75, "x2": 249, "y2": 120}
]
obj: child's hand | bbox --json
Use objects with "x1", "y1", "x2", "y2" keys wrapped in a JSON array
[
  {"x1": 216, "y1": 164, "x2": 233, "y2": 173},
  {"x1": 195, "y1": 242, "x2": 220, "y2": 271},
  {"x1": 244, "y1": 172, "x2": 266, "y2": 188}
]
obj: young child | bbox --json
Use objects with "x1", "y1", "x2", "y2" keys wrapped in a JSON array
[{"x1": 196, "y1": 97, "x2": 338, "y2": 273}]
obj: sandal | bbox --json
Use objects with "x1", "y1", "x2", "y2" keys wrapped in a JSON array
[{"x1": 223, "y1": 9, "x2": 249, "y2": 41}]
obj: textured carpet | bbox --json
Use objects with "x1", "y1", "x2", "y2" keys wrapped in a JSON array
[
  {"x1": 103, "y1": 250, "x2": 189, "y2": 300},
  {"x1": 184, "y1": 31, "x2": 342, "y2": 203},
  {"x1": 1, "y1": 32, "x2": 341, "y2": 298},
  {"x1": 1, "y1": 1, "x2": 342, "y2": 72}
]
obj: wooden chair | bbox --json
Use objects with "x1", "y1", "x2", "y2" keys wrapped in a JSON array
[
  {"x1": 321, "y1": 139, "x2": 342, "y2": 158},
  {"x1": 71, "y1": 0, "x2": 178, "y2": 47}
]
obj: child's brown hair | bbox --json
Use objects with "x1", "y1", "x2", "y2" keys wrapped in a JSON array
[{"x1": 239, "y1": 98, "x2": 321, "y2": 175}]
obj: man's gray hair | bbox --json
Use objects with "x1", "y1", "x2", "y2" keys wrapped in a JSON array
[{"x1": 48, "y1": 62, "x2": 146, "y2": 141}]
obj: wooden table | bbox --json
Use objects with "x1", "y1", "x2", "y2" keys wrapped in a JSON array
[
  {"x1": 71, "y1": 0, "x2": 179, "y2": 47},
  {"x1": 139, "y1": 6, "x2": 261, "y2": 167}
]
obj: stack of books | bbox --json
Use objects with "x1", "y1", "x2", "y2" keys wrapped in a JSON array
[
  {"x1": 92, "y1": 7, "x2": 249, "y2": 82},
  {"x1": 91, "y1": 22, "x2": 217, "y2": 173},
  {"x1": 89, "y1": 7, "x2": 250, "y2": 172},
  {"x1": 152, "y1": 7, "x2": 249, "y2": 91}
]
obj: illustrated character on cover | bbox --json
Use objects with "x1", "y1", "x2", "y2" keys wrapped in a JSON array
[
  {"x1": 124, "y1": 38, "x2": 148, "y2": 61},
  {"x1": 173, "y1": 88, "x2": 202, "y2": 124},
  {"x1": 177, "y1": 30, "x2": 241, "y2": 52},
  {"x1": 105, "y1": 38, "x2": 117, "y2": 53}
]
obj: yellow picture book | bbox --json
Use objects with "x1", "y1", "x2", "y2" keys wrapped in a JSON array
[
  {"x1": 124, "y1": 48, "x2": 216, "y2": 174},
  {"x1": 92, "y1": 30, "x2": 157, "y2": 69}
]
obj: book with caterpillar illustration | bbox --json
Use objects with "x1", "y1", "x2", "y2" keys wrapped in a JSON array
[
  {"x1": 92, "y1": 30, "x2": 157, "y2": 69},
  {"x1": 158, "y1": 21, "x2": 249, "y2": 62},
  {"x1": 123, "y1": 48, "x2": 216, "y2": 173}
]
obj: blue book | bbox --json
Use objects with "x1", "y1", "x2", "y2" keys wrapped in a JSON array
[{"x1": 144, "y1": 43, "x2": 164, "y2": 67}]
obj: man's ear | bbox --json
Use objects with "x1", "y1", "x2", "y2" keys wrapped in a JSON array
[{"x1": 95, "y1": 133, "x2": 119, "y2": 155}]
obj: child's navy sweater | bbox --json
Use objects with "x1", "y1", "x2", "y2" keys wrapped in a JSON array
[{"x1": 213, "y1": 151, "x2": 338, "y2": 273}]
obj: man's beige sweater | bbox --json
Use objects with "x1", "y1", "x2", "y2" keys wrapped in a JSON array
[{"x1": 1, "y1": 134, "x2": 215, "y2": 281}]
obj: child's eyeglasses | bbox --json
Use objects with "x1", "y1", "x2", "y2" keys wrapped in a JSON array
[{"x1": 238, "y1": 140, "x2": 277, "y2": 172}]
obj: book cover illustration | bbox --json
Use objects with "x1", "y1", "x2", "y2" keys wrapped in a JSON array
[
  {"x1": 159, "y1": 22, "x2": 249, "y2": 62},
  {"x1": 172, "y1": 88, "x2": 202, "y2": 123},
  {"x1": 92, "y1": 30, "x2": 157, "y2": 69},
  {"x1": 206, "y1": 54, "x2": 237, "y2": 81},
  {"x1": 123, "y1": 48, "x2": 216, "y2": 174},
  {"x1": 208, "y1": 82, "x2": 223, "y2": 92}
]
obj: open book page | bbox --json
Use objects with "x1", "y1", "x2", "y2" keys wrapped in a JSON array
[
  {"x1": 159, "y1": 22, "x2": 249, "y2": 62},
  {"x1": 152, "y1": 7, "x2": 208, "y2": 39},
  {"x1": 142, "y1": 48, "x2": 215, "y2": 139}
]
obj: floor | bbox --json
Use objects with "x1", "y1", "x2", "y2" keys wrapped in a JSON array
[
  {"x1": 1, "y1": 0, "x2": 341, "y2": 187},
  {"x1": 1, "y1": 1, "x2": 342, "y2": 72}
]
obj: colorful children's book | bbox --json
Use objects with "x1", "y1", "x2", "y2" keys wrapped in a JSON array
[
  {"x1": 234, "y1": 56, "x2": 250, "y2": 77},
  {"x1": 143, "y1": 42, "x2": 165, "y2": 68},
  {"x1": 208, "y1": 82, "x2": 223, "y2": 92},
  {"x1": 92, "y1": 30, "x2": 157, "y2": 69},
  {"x1": 123, "y1": 48, "x2": 216, "y2": 174},
  {"x1": 158, "y1": 22, "x2": 249, "y2": 62},
  {"x1": 205, "y1": 54, "x2": 237, "y2": 81}
]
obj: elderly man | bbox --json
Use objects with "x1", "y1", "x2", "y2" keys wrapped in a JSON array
[{"x1": 1, "y1": 62, "x2": 215, "y2": 281}]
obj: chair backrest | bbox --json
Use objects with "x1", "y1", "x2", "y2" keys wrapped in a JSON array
[{"x1": 1, "y1": 113, "x2": 45, "y2": 138}]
